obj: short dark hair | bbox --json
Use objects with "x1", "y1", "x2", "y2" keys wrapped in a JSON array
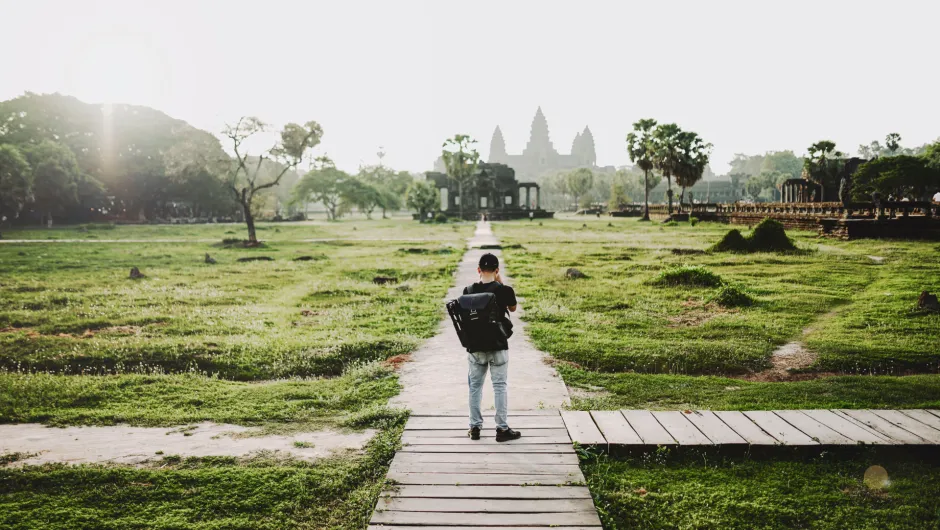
[{"x1": 478, "y1": 253, "x2": 499, "y2": 272}]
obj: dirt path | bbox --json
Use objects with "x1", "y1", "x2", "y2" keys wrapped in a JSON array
[
  {"x1": 0, "y1": 423, "x2": 375, "y2": 466},
  {"x1": 390, "y1": 221, "x2": 570, "y2": 412}
]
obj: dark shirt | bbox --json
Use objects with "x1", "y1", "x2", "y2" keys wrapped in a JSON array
[{"x1": 463, "y1": 281, "x2": 517, "y2": 351}]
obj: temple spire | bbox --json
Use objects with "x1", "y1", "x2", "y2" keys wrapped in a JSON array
[
  {"x1": 578, "y1": 125, "x2": 596, "y2": 166},
  {"x1": 489, "y1": 125, "x2": 507, "y2": 162},
  {"x1": 524, "y1": 106, "x2": 555, "y2": 156}
]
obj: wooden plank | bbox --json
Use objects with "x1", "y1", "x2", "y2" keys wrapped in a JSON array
[
  {"x1": 399, "y1": 444, "x2": 574, "y2": 453},
  {"x1": 402, "y1": 435, "x2": 572, "y2": 445},
  {"x1": 402, "y1": 428, "x2": 569, "y2": 438},
  {"x1": 406, "y1": 416, "x2": 565, "y2": 430},
  {"x1": 389, "y1": 462, "x2": 583, "y2": 475},
  {"x1": 899, "y1": 409, "x2": 940, "y2": 432},
  {"x1": 386, "y1": 485, "x2": 592, "y2": 499},
  {"x1": 369, "y1": 526, "x2": 601, "y2": 530},
  {"x1": 743, "y1": 411, "x2": 817, "y2": 445},
  {"x1": 870, "y1": 410, "x2": 940, "y2": 444},
  {"x1": 408, "y1": 410, "x2": 560, "y2": 417},
  {"x1": 713, "y1": 411, "x2": 779, "y2": 445},
  {"x1": 392, "y1": 452, "x2": 579, "y2": 465},
  {"x1": 370, "y1": 511, "x2": 602, "y2": 527},
  {"x1": 589, "y1": 411, "x2": 643, "y2": 445},
  {"x1": 773, "y1": 410, "x2": 854, "y2": 445},
  {"x1": 621, "y1": 410, "x2": 676, "y2": 445},
  {"x1": 800, "y1": 410, "x2": 893, "y2": 445},
  {"x1": 836, "y1": 410, "x2": 929, "y2": 444},
  {"x1": 376, "y1": 497, "x2": 597, "y2": 513},
  {"x1": 369, "y1": 527, "x2": 601, "y2": 530},
  {"x1": 652, "y1": 411, "x2": 713, "y2": 445},
  {"x1": 685, "y1": 411, "x2": 747, "y2": 444},
  {"x1": 561, "y1": 410, "x2": 606, "y2": 445},
  {"x1": 387, "y1": 472, "x2": 584, "y2": 486}
]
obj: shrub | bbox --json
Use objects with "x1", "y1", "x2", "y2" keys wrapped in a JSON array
[
  {"x1": 710, "y1": 229, "x2": 750, "y2": 252},
  {"x1": 709, "y1": 284, "x2": 756, "y2": 307},
  {"x1": 748, "y1": 218, "x2": 797, "y2": 252},
  {"x1": 690, "y1": 217, "x2": 699, "y2": 226},
  {"x1": 654, "y1": 265, "x2": 723, "y2": 287},
  {"x1": 434, "y1": 213, "x2": 449, "y2": 223}
]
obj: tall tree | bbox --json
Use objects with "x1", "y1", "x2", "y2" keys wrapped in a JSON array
[
  {"x1": 0, "y1": 144, "x2": 32, "y2": 223},
  {"x1": 626, "y1": 118, "x2": 657, "y2": 221},
  {"x1": 405, "y1": 180, "x2": 438, "y2": 221},
  {"x1": 441, "y1": 135, "x2": 480, "y2": 220},
  {"x1": 761, "y1": 151, "x2": 803, "y2": 180},
  {"x1": 291, "y1": 159, "x2": 348, "y2": 221},
  {"x1": 885, "y1": 133, "x2": 902, "y2": 155},
  {"x1": 728, "y1": 172, "x2": 748, "y2": 200},
  {"x1": 24, "y1": 140, "x2": 82, "y2": 225},
  {"x1": 223, "y1": 117, "x2": 322, "y2": 244},
  {"x1": 566, "y1": 168, "x2": 594, "y2": 209},
  {"x1": 673, "y1": 131, "x2": 712, "y2": 212},
  {"x1": 652, "y1": 123, "x2": 682, "y2": 214},
  {"x1": 803, "y1": 140, "x2": 844, "y2": 201}
]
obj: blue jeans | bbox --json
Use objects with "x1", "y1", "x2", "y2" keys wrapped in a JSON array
[{"x1": 468, "y1": 350, "x2": 509, "y2": 430}]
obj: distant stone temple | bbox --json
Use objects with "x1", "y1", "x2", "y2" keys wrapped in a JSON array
[
  {"x1": 434, "y1": 107, "x2": 598, "y2": 181},
  {"x1": 425, "y1": 162, "x2": 553, "y2": 220}
]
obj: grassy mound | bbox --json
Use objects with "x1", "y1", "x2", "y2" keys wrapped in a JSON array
[
  {"x1": 654, "y1": 265, "x2": 723, "y2": 287},
  {"x1": 749, "y1": 218, "x2": 797, "y2": 252},
  {"x1": 710, "y1": 228, "x2": 749, "y2": 252},
  {"x1": 710, "y1": 219, "x2": 797, "y2": 253},
  {"x1": 709, "y1": 284, "x2": 756, "y2": 307}
]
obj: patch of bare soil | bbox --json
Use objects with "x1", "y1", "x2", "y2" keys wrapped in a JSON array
[
  {"x1": 0, "y1": 423, "x2": 375, "y2": 466},
  {"x1": 740, "y1": 341, "x2": 835, "y2": 382},
  {"x1": 382, "y1": 354, "x2": 412, "y2": 370}
]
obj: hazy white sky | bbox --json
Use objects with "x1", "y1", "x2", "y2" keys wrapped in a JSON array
[{"x1": 2, "y1": 0, "x2": 938, "y2": 174}]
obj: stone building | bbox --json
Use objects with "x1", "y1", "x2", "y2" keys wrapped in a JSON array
[
  {"x1": 425, "y1": 162, "x2": 553, "y2": 220},
  {"x1": 434, "y1": 107, "x2": 598, "y2": 181}
]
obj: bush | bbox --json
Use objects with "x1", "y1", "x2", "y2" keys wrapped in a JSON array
[
  {"x1": 654, "y1": 265, "x2": 723, "y2": 287},
  {"x1": 709, "y1": 284, "x2": 756, "y2": 307},
  {"x1": 690, "y1": 217, "x2": 699, "y2": 226},
  {"x1": 710, "y1": 219, "x2": 796, "y2": 253},
  {"x1": 434, "y1": 213, "x2": 449, "y2": 223}
]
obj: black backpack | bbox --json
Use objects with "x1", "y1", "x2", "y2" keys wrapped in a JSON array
[{"x1": 447, "y1": 283, "x2": 514, "y2": 353}]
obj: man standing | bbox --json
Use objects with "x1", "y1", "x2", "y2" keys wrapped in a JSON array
[{"x1": 465, "y1": 253, "x2": 522, "y2": 442}]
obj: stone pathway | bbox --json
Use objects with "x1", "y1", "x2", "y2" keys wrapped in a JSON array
[
  {"x1": 0, "y1": 423, "x2": 375, "y2": 466},
  {"x1": 390, "y1": 221, "x2": 570, "y2": 412}
]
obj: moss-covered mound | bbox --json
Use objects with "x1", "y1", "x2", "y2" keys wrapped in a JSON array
[
  {"x1": 709, "y1": 284, "x2": 756, "y2": 307},
  {"x1": 710, "y1": 229, "x2": 749, "y2": 252},
  {"x1": 749, "y1": 218, "x2": 797, "y2": 252},
  {"x1": 710, "y1": 218, "x2": 797, "y2": 253},
  {"x1": 654, "y1": 265, "x2": 723, "y2": 287}
]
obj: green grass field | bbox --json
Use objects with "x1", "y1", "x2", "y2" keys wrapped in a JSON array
[
  {"x1": 0, "y1": 219, "x2": 468, "y2": 529},
  {"x1": 496, "y1": 217, "x2": 940, "y2": 410}
]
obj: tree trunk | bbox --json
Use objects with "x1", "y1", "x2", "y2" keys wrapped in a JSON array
[
  {"x1": 242, "y1": 200, "x2": 257, "y2": 244},
  {"x1": 642, "y1": 170, "x2": 650, "y2": 221},
  {"x1": 458, "y1": 180, "x2": 464, "y2": 220},
  {"x1": 679, "y1": 186, "x2": 686, "y2": 213},
  {"x1": 667, "y1": 177, "x2": 674, "y2": 214}
]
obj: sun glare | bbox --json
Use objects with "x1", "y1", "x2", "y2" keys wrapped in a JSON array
[{"x1": 64, "y1": 30, "x2": 169, "y2": 105}]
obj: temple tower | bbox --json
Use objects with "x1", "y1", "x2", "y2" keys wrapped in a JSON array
[
  {"x1": 574, "y1": 126, "x2": 596, "y2": 166},
  {"x1": 522, "y1": 107, "x2": 558, "y2": 165},
  {"x1": 489, "y1": 126, "x2": 508, "y2": 163}
]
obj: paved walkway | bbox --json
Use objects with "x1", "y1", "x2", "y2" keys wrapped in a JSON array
[{"x1": 390, "y1": 221, "x2": 570, "y2": 412}]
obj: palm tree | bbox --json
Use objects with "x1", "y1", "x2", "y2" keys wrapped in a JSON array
[
  {"x1": 626, "y1": 119, "x2": 657, "y2": 221},
  {"x1": 441, "y1": 135, "x2": 480, "y2": 220},
  {"x1": 653, "y1": 123, "x2": 682, "y2": 215},
  {"x1": 803, "y1": 140, "x2": 844, "y2": 202},
  {"x1": 674, "y1": 131, "x2": 713, "y2": 212}
]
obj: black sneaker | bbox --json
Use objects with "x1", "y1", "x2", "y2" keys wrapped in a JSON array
[
  {"x1": 468, "y1": 426, "x2": 481, "y2": 440},
  {"x1": 496, "y1": 428, "x2": 522, "y2": 442}
]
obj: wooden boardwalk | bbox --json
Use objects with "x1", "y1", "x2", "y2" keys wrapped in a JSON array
[
  {"x1": 370, "y1": 408, "x2": 940, "y2": 528},
  {"x1": 562, "y1": 409, "x2": 940, "y2": 446},
  {"x1": 370, "y1": 410, "x2": 601, "y2": 529}
]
